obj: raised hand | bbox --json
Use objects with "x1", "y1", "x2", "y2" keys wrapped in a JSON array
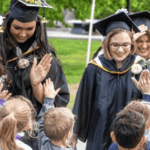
[
  {"x1": 133, "y1": 24, "x2": 147, "y2": 41},
  {"x1": 138, "y1": 24, "x2": 148, "y2": 32},
  {"x1": 30, "y1": 54, "x2": 51, "y2": 86},
  {"x1": 132, "y1": 70, "x2": 150, "y2": 94},
  {"x1": 43, "y1": 78, "x2": 60, "y2": 98},
  {"x1": 68, "y1": 133, "x2": 78, "y2": 149},
  {"x1": 0, "y1": 83, "x2": 12, "y2": 100}
]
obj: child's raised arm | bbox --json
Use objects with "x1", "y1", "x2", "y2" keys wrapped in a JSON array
[{"x1": 37, "y1": 78, "x2": 60, "y2": 150}]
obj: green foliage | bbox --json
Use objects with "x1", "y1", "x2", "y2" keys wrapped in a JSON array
[
  {"x1": 1, "y1": 0, "x2": 150, "y2": 26},
  {"x1": 0, "y1": 0, "x2": 11, "y2": 15},
  {"x1": 67, "y1": 91, "x2": 76, "y2": 109}
]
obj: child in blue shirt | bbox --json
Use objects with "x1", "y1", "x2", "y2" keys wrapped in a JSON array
[
  {"x1": 37, "y1": 78, "x2": 75, "y2": 150},
  {"x1": 110, "y1": 109, "x2": 145, "y2": 150},
  {"x1": 109, "y1": 99, "x2": 150, "y2": 150}
]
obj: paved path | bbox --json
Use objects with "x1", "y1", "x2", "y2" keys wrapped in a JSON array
[
  {"x1": 76, "y1": 140, "x2": 86, "y2": 150},
  {"x1": 47, "y1": 28, "x2": 102, "y2": 40}
]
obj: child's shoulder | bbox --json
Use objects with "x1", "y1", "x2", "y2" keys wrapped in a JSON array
[
  {"x1": 16, "y1": 139, "x2": 32, "y2": 150},
  {"x1": 49, "y1": 143, "x2": 75, "y2": 150},
  {"x1": 108, "y1": 143, "x2": 119, "y2": 150}
]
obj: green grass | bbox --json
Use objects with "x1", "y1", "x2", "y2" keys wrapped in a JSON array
[
  {"x1": 68, "y1": 92, "x2": 76, "y2": 110},
  {"x1": 49, "y1": 38, "x2": 102, "y2": 84},
  {"x1": 49, "y1": 38, "x2": 102, "y2": 109}
]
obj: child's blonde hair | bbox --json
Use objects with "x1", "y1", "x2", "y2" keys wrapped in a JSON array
[
  {"x1": 0, "y1": 97, "x2": 36, "y2": 150},
  {"x1": 43, "y1": 107, "x2": 74, "y2": 141}
]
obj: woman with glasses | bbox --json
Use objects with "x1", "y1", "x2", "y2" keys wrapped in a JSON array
[{"x1": 68, "y1": 12, "x2": 150, "y2": 150}]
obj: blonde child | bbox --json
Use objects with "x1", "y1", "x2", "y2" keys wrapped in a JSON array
[
  {"x1": 37, "y1": 78, "x2": 75, "y2": 150},
  {"x1": 0, "y1": 96, "x2": 37, "y2": 150}
]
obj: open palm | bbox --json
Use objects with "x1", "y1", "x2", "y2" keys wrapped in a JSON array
[
  {"x1": 132, "y1": 70, "x2": 150, "y2": 94},
  {"x1": 30, "y1": 54, "x2": 51, "y2": 86}
]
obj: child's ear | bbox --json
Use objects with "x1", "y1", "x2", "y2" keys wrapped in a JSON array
[
  {"x1": 110, "y1": 131, "x2": 117, "y2": 143},
  {"x1": 66, "y1": 131, "x2": 72, "y2": 140},
  {"x1": 139, "y1": 135, "x2": 146, "y2": 145},
  {"x1": 23, "y1": 118, "x2": 32, "y2": 131}
]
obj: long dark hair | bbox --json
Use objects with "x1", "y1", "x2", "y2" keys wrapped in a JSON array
[{"x1": 1, "y1": 13, "x2": 57, "y2": 64}]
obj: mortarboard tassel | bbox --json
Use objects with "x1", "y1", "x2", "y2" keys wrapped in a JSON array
[{"x1": 42, "y1": 6, "x2": 50, "y2": 53}]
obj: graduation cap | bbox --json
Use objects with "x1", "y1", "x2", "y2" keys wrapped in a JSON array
[
  {"x1": 10, "y1": 0, "x2": 53, "y2": 53},
  {"x1": 129, "y1": 11, "x2": 150, "y2": 29},
  {"x1": 94, "y1": 12, "x2": 140, "y2": 36},
  {"x1": 10, "y1": 0, "x2": 53, "y2": 22},
  {"x1": 18, "y1": 0, "x2": 53, "y2": 8}
]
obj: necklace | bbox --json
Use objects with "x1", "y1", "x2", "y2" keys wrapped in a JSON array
[{"x1": 16, "y1": 46, "x2": 30, "y2": 69}]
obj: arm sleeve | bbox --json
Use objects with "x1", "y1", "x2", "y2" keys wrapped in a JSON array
[
  {"x1": 72, "y1": 64, "x2": 97, "y2": 142},
  {"x1": 37, "y1": 97, "x2": 54, "y2": 149},
  {"x1": 143, "y1": 94, "x2": 150, "y2": 102},
  {"x1": 0, "y1": 99, "x2": 6, "y2": 107}
]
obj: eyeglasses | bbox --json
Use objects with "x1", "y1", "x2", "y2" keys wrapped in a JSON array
[
  {"x1": 109, "y1": 42, "x2": 131, "y2": 51},
  {"x1": 136, "y1": 40, "x2": 150, "y2": 44}
]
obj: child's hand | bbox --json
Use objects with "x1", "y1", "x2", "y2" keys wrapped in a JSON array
[
  {"x1": 0, "y1": 83, "x2": 12, "y2": 100},
  {"x1": 68, "y1": 133, "x2": 78, "y2": 149},
  {"x1": 43, "y1": 78, "x2": 60, "y2": 98},
  {"x1": 132, "y1": 70, "x2": 150, "y2": 94},
  {"x1": 133, "y1": 25, "x2": 147, "y2": 41}
]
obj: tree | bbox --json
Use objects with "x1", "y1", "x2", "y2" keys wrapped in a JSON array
[{"x1": 1, "y1": 0, "x2": 150, "y2": 27}]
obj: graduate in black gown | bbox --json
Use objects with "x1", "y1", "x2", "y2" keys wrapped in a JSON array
[
  {"x1": 68, "y1": 12, "x2": 149, "y2": 150},
  {"x1": 0, "y1": 0, "x2": 70, "y2": 114}
]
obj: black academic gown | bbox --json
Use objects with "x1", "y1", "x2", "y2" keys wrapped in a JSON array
[
  {"x1": 6, "y1": 37, "x2": 70, "y2": 114},
  {"x1": 73, "y1": 54, "x2": 143, "y2": 150}
]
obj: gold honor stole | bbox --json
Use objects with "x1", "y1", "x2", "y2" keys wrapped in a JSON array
[{"x1": 89, "y1": 50, "x2": 144, "y2": 74}]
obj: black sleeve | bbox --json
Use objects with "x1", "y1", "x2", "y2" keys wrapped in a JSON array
[
  {"x1": 72, "y1": 64, "x2": 97, "y2": 142},
  {"x1": 46, "y1": 54, "x2": 70, "y2": 107}
]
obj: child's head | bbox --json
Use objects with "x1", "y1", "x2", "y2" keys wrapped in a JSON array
[
  {"x1": 9, "y1": 95, "x2": 37, "y2": 122},
  {"x1": 124, "y1": 100, "x2": 150, "y2": 129},
  {"x1": 43, "y1": 107, "x2": 74, "y2": 142},
  {"x1": 0, "y1": 96, "x2": 36, "y2": 150},
  {"x1": 111, "y1": 109, "x2": 145, "y2": 149}
]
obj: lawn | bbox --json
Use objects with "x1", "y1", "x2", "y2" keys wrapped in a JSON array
[{"x1": 49, "y1": 38, "x2": 102, "y2": 109}]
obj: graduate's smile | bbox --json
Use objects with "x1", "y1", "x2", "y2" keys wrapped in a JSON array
[
  {"x1": 136, "y1": 34, "x2": 150, "y2": 59},
  {"x1": 116, "y1": 53, "x2": 125, "y2": 57},
  {"x1": 17, "y1": 37, "x2": 28, "y2": 43},
  {"x1": 10, "y1": 19, "x2": 36, "y2": 43}
]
